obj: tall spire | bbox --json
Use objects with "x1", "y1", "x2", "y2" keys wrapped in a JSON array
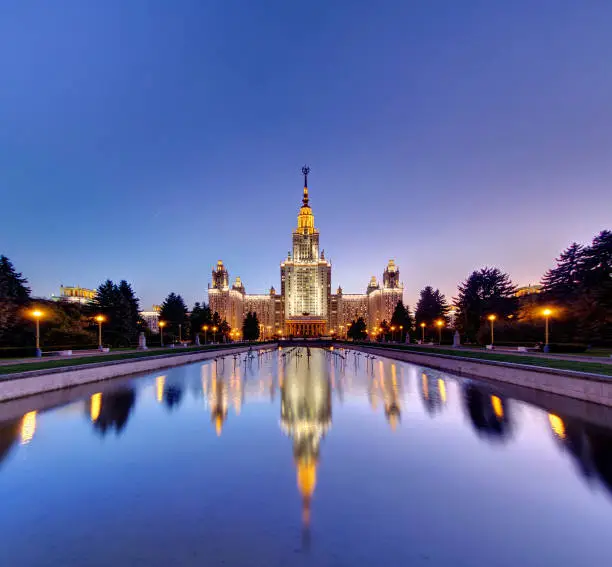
[{"x1": 301, "y1": 165, "x2": 310, "y2": 207}]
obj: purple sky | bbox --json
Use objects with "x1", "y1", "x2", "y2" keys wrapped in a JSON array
[{"x1": 1, "y1": 1, "x2": 610, "y2": 310}]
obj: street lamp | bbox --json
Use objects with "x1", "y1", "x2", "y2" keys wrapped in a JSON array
[
  {"x1": 159, "y1": 320, "x2": 166, "y2": 347},
  {"x1": 95, "y1": 314, "x2": 105, "y2": 351},
  {"x1": 436, "y1": 320, "x2": 444, "y2": 345},
  {"x1": 487, "y1": 314, "x2": 497, "y2": 346},
  {"x1": 31, "y1": 309, "x2": 43, "y2": 357},
  {"x1": 212, "y1": 325, "x2": 218, "y2": 343},
  {"x1": 390, "y1": 326, "x2": 396, "y2": 342},
  {"x1": 202, "y1": 324, "x2": 209, "y2": 343},
  {"x1": 399, "y1": 325, "x2": 404, "y2": 342},
  {"x1": 178, "y1": 324, "x2": 182, "y2": 344},
  {"x1": 420, "y1": 322, "x2": 426, "y2": 343},
  {"x1": 542, "y1": 308, "x2": 553, "y2": 351}
]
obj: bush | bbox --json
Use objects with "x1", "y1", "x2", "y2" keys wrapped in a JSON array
[{"x1": 546, "y1": 343, "x2": 588, "y2": 353}]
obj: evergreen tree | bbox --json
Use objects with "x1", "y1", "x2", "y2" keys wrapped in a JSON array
[
  {"x1": 159, "y1": 293, "x2": 188, "y2": 339},
  {"x1": 541, "y1": 242, "x2": 585, "y2": 302},
  {"x1": 189, "y1": 302, "x2": 212, "y2": 340},
  {"x1": 347, "y1": 317, "x2": 367, "y2": 341},
  {"x1": 454, "y1": 267, "x2": 518, "y2": 342},
  {"x1": 390, "y1": 300, "x2": 413, "y2": 341},
  {"x1": 89, "y1": 279, "x2": 142, "y2": 346},
  {"x1": 575, "y1": 231, "x2": 612, "y2": 342},
  {"x1": 415, "y1": 286, "x2": 450, "y2": 327},
  {"x1": 242, "y1": 311, "x2": 260, "y2": 341},
  {"x1": 0, "y1": 255, "x2": 32, "y2": 346}
]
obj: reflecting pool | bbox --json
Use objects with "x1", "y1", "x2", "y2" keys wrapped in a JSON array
[{"x1": 1, "y1": 347, "x2": 612, "y2": 566}]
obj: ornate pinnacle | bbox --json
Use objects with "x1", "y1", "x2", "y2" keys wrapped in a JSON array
[{"x1": 301, "y1": 165, "x2": 310, "y2": 187}]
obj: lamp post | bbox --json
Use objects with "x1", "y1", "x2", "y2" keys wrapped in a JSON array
[
  {"x1": 436, "y1": 320, "x2": 444, "y2": 345},
  {"x1": 487, "y1": 314, "x2": 496, "y2": 346},
  {"x1": 159, "y1": 321, "x2": 166, "y2": 347},
  {"x1": 399, "y1": 325, "x2": 404, "y2": 342},
  {"x1": 202, "y1": 325, "x2": 209, "y2": 344},
  {"x1": 212, "y1": 326, "x2": 218, "y2": 343},
  {"x1": 339, "y1": 325, "x2": 344, "y2": 339},
  {"x1": 32, "y1": 309, "x2": 43, "y2": 357},
  {"x1": 178, "y1": 324, "x2": 182, "y2": 344},
  {"x1": 390, "y1": 326, "x2": 396, "y2": 342},
  {"x1": 420, "y1": 322, "x2": 426, "y2": 343},
  {"x1": 95, "y1": 315, "x2": 105, "y2": 351},
  {"x1": 542, "y1": 308, "x2": 552, "y2": 352}
]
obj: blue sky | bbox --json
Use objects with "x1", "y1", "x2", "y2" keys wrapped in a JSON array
[{"x1": 1, "y1": 0, "x2": 610, "y2": 310}]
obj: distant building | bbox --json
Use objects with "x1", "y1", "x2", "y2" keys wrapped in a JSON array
[
  {"x1": 51, "y1": 285, "x2": 96, "y2": 304},
  {"x1": 515, "y1": 284, "x2": 543, "y2": 298},
  {"x1": 208, "y1": 167, "x2": 404, "y2": 336},
  {"x1": 140, "y1": 305, "x2": 161, "y2": 333}
]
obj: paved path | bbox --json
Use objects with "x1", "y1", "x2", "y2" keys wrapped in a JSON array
[{"x1": 0, "y1": 346, "x2": 206, "y2": 367}]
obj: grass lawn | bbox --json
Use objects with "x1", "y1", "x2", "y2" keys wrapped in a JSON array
[
  {"x1": 358, "y1": 343, "x2": 612, "y2": 377},
  {"x1": 0, "y1": 343, "x2": 260, "y2": 377}
]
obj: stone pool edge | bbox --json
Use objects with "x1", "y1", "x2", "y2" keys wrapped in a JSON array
[
  {"x1": 351, "y1": 345, "x2": 612, "y2": 407},
  {"x1": 0, "y1": 344, "x2": 269, "y2": 402}
]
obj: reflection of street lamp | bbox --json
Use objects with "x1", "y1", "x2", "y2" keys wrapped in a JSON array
[
  {"x1": 487, "y1": 314, "x2": 496, "y2": 346},
  {"x1": 420, "y1": 322, "x2": 426, "y2": 343},
  {"x1": 31, "y1": 309, "x2": 43, "y2": 357},
  {"x1": 436, "y1": 320, "x2": 444, "y2": 344},
  {"x1": 202, "y1": 325, "x2": 209, "y2": 343},
  {"x1": 159, "y1": 321, "x2": 166, "y2": 347},
  {"x1": 212, "y1": 326, "x2": 218, "y2": 343},
  {"x1": 542, "y1": 308, "x2": 553, "y2": 351},
  {"x1": 95, "y1": 315, "x2": 105, "y2": 351}
]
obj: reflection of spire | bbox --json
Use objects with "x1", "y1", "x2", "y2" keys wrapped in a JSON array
[
  {"x1": 297, "y1": 459, "x2": 317, "y2": 526},
  {"x1": 281, "y1": 357, "x2": 331, "y2": 531}
]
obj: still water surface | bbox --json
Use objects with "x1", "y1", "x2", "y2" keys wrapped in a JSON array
[{"x1": 1, "y1": 347, "x2": 612, "y2": 566}]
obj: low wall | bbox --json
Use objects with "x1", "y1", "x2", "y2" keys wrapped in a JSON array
[
  {"x1": 0, "y1": 345, "x2": 269, "y2": 403},
  {"x1": 351, "y1": 345, "x2": 612, "y2": 407}
]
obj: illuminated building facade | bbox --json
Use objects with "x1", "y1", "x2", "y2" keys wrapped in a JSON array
[
  {"x1": 208, "y1": 167, "x2": 404, "y2": 336},
  {"x1": 51, "y1": 285, "x2": 96, "y2": 304}
]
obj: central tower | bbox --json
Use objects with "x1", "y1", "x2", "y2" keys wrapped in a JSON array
[{"x1": 280, "y1": 166, "x2": 331, "y2": 336}]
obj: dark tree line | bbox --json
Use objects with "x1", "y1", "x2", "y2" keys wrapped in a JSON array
[{"x1": 242, "y1": 311, "x2": 260, "y2": 341}]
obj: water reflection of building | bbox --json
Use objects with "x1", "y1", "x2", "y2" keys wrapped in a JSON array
[
  {"x1": 208, "y1": 372, "x2": 229, "y2": 437},
  {"x1": 549, "y1": 413, "x2": 612, "y2": 497},
  {"x1": 462, "y1": 383, "x2": 512, "y2": 441},
  {"x1": 419, "y1": 371, "x2": 447, "y2": 416},
  {"x1": 280, "y1": 359, "x2": 332, "y2": 527},
  {"x1": 369, "y1": 362, "x2": 404, "y2": 429}
]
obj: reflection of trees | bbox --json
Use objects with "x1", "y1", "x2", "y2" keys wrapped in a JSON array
[
  {"x1": 0, "y1": 418, "x2": 21, "y2": 468},
  {"x1": 462, "y1": 383, "x2": 512, "y2": 442},
  {"x1": 553, "y1": 415, "x2": 612, "y2": 496},
  {"x1": 93, "y1": 388, "x2": 136, "y2": 436},
  {"x1": 163, "y1": 384, "x2": 184, "y2": 410}
]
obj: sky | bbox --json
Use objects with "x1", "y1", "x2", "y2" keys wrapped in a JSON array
[{"x1": 1, "y1": 0, "x2": 611, "y2": 310}]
